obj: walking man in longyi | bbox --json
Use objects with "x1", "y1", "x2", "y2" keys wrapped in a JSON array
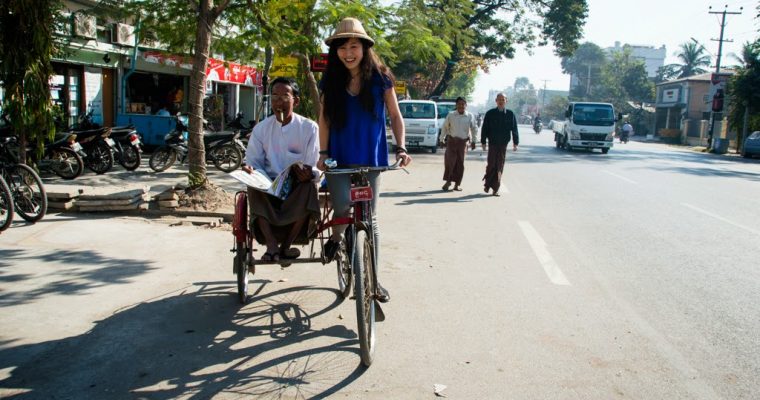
[
  {"x1": 480, "y1": 93, "x2": 519, "y2": 196},
  {"x1": 440, "y1": 97, "x2": 478, "y2": 191}
]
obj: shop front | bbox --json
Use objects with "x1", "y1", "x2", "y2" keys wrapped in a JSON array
[{"x1": 117, "y1": 51, "x2": 262, "y2": 146}]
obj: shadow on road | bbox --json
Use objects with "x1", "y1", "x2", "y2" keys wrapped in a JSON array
[
  {"x1": 0, "y1": 248, "x2": 157, "y2": 306},
  {"x1": 0, "y1": 282, "x2": 366, "y2": 399}
]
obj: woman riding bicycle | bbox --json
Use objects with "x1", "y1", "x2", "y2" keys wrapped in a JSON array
[{"x1": 317, "y1": 17, "x2": 412, "y2": 303}]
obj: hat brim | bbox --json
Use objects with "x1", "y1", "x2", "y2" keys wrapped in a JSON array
[{"x1": 325, "y1": 33, "x2": 375, "y2": 47}]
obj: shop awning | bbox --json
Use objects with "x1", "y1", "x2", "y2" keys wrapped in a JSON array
[{"x1": 141, "y1": 51, "x2": 261, "y2": 86}]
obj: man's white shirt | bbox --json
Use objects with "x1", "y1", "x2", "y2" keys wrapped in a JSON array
[
  {"x1": 440, "y1": 110, "x2": 478, "y2": 142},
  {"x1": 244, "y1": 113, "x2": 320, "y2": 180}
]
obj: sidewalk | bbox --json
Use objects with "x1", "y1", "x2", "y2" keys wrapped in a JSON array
[
  {"x1": 41, "y1": 160, "x2": 243, "y2": 221},
  {"x1": 628, "y1": 134, "x2": 743, "y2": 157}
]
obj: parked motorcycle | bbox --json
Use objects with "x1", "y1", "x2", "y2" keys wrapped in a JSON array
[
  {"x1": 73, "y1": 111, "x2": 142, "y2": 170},
  {"x1": 149, "y1": 115, "x2": 244, "y2": 173},
  {"x1": 227, "y1": 112, "x2": 254, "y2": 148},
  {"x1": 40, "y1": 133, "x2": 85, "y2": 179},
  {"x1": 0, "y1": 114, "x2": 84, "y2": 179}
]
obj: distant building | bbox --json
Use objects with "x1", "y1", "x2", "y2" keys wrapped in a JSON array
[
  {"x1": 654, "y1": 70, "x2": 735, "y2": 146},
  {"x1": 606, "y1": 41, "x2": 667, "y2": 78},
  {"x1": 569, "y1": 41, "x2": 666, "y2": 93}
]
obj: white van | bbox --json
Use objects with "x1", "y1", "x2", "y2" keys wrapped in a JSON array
[{"x1": 388, "y1": 100, "x2": 439, "y2": 153}]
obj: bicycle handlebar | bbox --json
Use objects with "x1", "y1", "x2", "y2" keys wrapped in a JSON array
[{"x1": 324, "y1": 159, "x2": 405, "y2": 175}]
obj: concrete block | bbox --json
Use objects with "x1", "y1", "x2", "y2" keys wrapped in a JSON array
[
  {"x1": 78, "y1": 186, "x2": 149, "y2": 200},
  {"x1": 158, "y1": 200, "x2": 178, "y2": 208}
]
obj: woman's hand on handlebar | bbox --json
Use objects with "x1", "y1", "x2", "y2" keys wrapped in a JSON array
[
  {"x1": 396, "y1": 150, "x2": 412, "y2": 167},
  {"x1": 317, "y1": 154, "x2": 329, "y2": 171}
]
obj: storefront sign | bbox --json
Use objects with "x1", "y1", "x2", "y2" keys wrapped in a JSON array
[
  {"x1": 662, "y1": 88, "x2": 679, "y2": 103},
  {"x1": 311, "y1": 53, "x2": 328, "y2": 72},
  {"x1": 141, "y1": 51, "x2": 261, "y2": 86},
  {"x1": 270, "y1": 56, "x2": 299, "y2": 78},
  {"x1": 394, "y1": 80, "x2": 406, "y2": 95}
]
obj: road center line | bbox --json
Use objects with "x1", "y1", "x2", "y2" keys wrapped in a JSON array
[
  {"x1": 682, "y1": 203, "x2": 760, "y2": 236},
  {"x1": 518, "y1": 221, "x2": 570, "y2": 286},
  {"x1": 602, "y1": 170, "x2": 638, "y2": 184}
]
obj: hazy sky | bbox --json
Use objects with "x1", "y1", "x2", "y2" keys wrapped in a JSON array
[{"x1": 472, "y1": 0, "x2": 758, "y2": 106}]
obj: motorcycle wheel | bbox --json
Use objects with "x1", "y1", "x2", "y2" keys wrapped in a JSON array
[
  {"x1": 149, "y1": 147, "x2": 177, "y2": 172},
  {"x1": 211, "y1": 143, "x2": 242, "y2": 173},
  {"x1": 86, "y1": 141, "x2": 114, "y2": 174},
  {"x1": 50, "y1": 147, "x2": 84, "y2": 179},
  {"x1": 120, "y1": 145, "x2": 141, "y2": 171}
]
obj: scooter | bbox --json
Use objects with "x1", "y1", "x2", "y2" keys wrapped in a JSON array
[
  {"x1": 149, "y1": 115, "x2": 244, "y2": 173},
  {"x1": 533, "y1": 121, "x2": 543, "y2": 134}
]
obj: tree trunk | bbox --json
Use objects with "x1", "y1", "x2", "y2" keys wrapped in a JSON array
[
  {"x1": 295, "y1": 52, "x2": 320, "y2": 118},
  {"x1": 186, "y1": 1, "x2": 215, "y2": 188}
]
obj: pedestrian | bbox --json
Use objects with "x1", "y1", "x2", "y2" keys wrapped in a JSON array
[
  {"x1": 317, "y1": 17, "x2": 412, "y2": 303},
  {"x1": 440, "y1": 96, "x2": 478, "y2": 191},
  {"x1": 242, "y1": 77, "x2": 321, "y2": 262},
  {"x1": 480, "y1": 93, "x2": 519, "y2": 196}
]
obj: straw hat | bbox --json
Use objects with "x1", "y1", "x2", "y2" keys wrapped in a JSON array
[{"x1": 324, "y1": 17, "x2": 375, "y2": 47}]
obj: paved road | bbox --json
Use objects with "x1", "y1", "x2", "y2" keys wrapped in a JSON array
[{"x1": 1, "y1": 126, "x2": 759, "y2": 399}]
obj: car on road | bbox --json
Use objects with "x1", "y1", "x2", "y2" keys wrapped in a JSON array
[{"x1": 742, "y1": 131, "x2": 760, "y2": 158}]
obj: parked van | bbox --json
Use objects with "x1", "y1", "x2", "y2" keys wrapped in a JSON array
[{"x1": 388, "y1": 100, "x2": 440, "y2": 153}]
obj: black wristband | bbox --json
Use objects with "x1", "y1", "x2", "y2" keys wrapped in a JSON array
[
  {"x1": 319, "y1": 150, "x2": 329, "y2": 155},
  {"x1": 395, "y1": 146, "x2": 407, "y2": 154}
]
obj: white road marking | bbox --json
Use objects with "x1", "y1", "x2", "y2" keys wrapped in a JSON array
[
  {"x1": 518, "y1": 221, "x2": 570, "y2": 286},
  {"x1": 603, "y1": 170, "x2": 638, "y2": 184},
  {"x1": 682, "y1": 203, "x2": 760, "y2": 236}
]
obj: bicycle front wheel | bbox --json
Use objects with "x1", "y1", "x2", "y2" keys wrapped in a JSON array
[
  {"x1": 4, "y1": 164, "x2": 47, "y2": 223},
  {"x1": 352, "y1": 227, "x2": 376, "y2": 366},
  {"x1": 0, "y1": 176, "x2": 13, "y2": 232}
]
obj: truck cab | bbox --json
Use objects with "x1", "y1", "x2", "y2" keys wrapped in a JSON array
[{"x1": 553, "y1": 102, "x2": 616, "y2": 154}]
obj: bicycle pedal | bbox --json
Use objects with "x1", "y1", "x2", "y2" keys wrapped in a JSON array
[{"x1": 374, "y1": 302, "x2": 386, "y2": 322}]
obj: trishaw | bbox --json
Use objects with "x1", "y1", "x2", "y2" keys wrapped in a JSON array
[{"x1": 231, "y1": 162, "x2": 401, "y2": 366}]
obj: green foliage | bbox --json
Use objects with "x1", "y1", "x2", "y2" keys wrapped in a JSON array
[
  {"x1": 395, "y1": 0, "x2": 588, "y2": 97},
  {"x1": 0, "y1": 0, "x2": 60, "y2": 162},
  {"x1": 728, "y1": 40, "x2": 760, "y2": 148},
  {"x1": 661, "y1": 41, "x2": 711, "y2": 80},
  {"x1": 597, "y1": 48, "x2": 654, "y2": 108},
  {"x1": 542, "y1": 95, "x2": 569, "y2": 121},
  {"x1": 560, "y1": 42, "x2": 606, "y2": 99},
  {"x1": 442, "y1": 69, "x2": 477, "y2": 99}
]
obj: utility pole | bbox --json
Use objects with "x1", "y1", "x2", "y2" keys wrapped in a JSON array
[
  {"x1": 707, "y1": 5, "x2": 742, "y2": 150},
  {"x1": 540, "y1": 80, "x2": 550, "y2": 114}
]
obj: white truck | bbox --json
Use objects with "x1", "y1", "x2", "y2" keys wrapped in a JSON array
[{"x1": 553, "y1": 102, "x2": 617, "y2": 154}]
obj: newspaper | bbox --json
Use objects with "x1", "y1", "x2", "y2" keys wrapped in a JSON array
[{"x1": 228, "y1": 162, "x2": 301, "y2": 199}]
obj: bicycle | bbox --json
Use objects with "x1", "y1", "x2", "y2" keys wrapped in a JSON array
[
  {"x1": 0, "y1": 174, "x2": 13, "y2": 232},
  {"x1": 0, "y1": 137, "x2": 48, "y2": 223},
  {"x1": 231, "y1": 159, "x2": 403, "y2": 367}
]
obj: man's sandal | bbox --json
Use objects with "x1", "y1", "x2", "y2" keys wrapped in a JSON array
[{"x1": 261, "y1": 251, "x2": 279, "y2": 262}]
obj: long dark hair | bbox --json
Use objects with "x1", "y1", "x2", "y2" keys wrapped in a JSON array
[{"x1": 322, "y1": 37, "x2": 394, "y2": 129}]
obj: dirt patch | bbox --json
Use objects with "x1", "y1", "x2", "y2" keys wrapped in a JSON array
[{"x1": 175, "y1": 181, "x2": 234, "y2": 212}]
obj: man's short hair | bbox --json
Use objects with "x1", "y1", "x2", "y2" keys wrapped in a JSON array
[
  {"x1": 270, "y1": 77, "x2": 300, "y2": 97},
  {"x1": 456, "y1": 96, "x2": 466, "y2": 104}
]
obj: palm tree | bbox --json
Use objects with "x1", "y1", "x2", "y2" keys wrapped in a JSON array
[{"x1": 675, "y1": 41, "x2": 711, "y2": 78}]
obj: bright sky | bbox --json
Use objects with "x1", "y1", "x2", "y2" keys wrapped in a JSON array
[{"x1": 472, "y1": 0, "x2": 759, "y2": 106}]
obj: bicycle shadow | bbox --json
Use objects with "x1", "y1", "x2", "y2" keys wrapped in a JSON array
[{"x1": 0, "y1": 281, "x2": 367, "y2": 399}]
